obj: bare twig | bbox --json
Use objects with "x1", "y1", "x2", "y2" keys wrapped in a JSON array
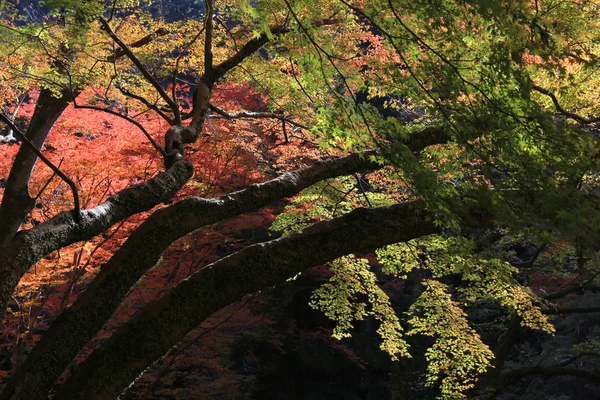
[
  {"x1": 355, "y1": 173, "x2": 373, "y2": 207},
  {"x1": 71, "y1": 100, "x2": 166, "y2": 157},
  {"x1": 59, "y1": 218, "x2": 128, "y2": 313},
  {"x1": 99, "y1": 17, "x2": 181, "y2": 124},
  {"x1": 34, "y1": 158, "x2": 64, "y2": 201},
  {"x1": 532, "y1": 84, "x2": 600, "y2": 124},
  {"x1": 0, "y1": 114, "x2": 81, "y2": 222},
  {"x1": 116, "y1": 85, "x2": 174, "y2": 124},
  {"x1": 208, "y1": 102, "x2": 311, "y2": 131},
  {"x1": 138, "y1": 295, "x2": 260, "y2": 399}
]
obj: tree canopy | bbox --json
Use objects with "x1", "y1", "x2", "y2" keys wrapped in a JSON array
[{"x1": 0, "y1": 0, "x2": 600, "y2": 398}]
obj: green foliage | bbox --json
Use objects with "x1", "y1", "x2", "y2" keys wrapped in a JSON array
[
  {"x1": 42, "y1": 0, "x2": 105, "y2": 20},
  {"x1": 311, "y1": 233, "x2": 546, "y2": 398},
  {"x1": 459, "y1": 257, "x2": 554, "y2": 334},
  {"x1": 376, "y1": 235, "x2": 474, "y2": 278},
  {"x1": 309, "y1": 256, "x2": 410, "y2": 359},
  {"x1": 3, "y1": 0, "x2": 600, "y2": 397},
  {"x1": 270, "y1": 175, "x2": 395, "y2": 235},
  {"x1": 406, "y1": 280, "x2": 495, "y2": 399},
  {"x1": 377, "y1": 235, "x2": 554, "y2": 333}
]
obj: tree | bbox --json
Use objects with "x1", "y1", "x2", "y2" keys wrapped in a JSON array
[{"x1": 0, "y1": 0, "x2": 599, "y2": 398}]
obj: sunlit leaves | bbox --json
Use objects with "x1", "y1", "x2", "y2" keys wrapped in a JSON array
[
  {"x1": 270, "y1": 175, "x2": 395, "y2": 235},
  {"x1": 406, "y1": 280, "x2": 494, "y2": 399},
  {"x1": 378, "y1": 234, "x2": 555, "y2": 333},
  {"x1": 309, "y1": 255, "x2": 410, "y2": 359},
  {"x1": 376, "y1": 235, "x2": 474, "y2": 278},
  {"x1": 459, "y1": 258, "x2": 555, "y2": 334},
  {"x1": 1, "y1": 0, "x2": 599, "y2": 396}
]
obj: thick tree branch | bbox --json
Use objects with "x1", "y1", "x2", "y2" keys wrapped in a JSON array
[
  {"x1": 186, "y1": 82, "x2": 212, "y2": 139},
  {"x1": 0, "y1": 89, "x2": 70, "y2": 249},
  {"x1": 99, "y1": 17, "x2": 181, "y2": 123},
  {"x1": 53, "y1": 200, "x2": 438, "y2": 399},
  {"x1": 1, "y1": 151, "x2": 381, "y2": 399},
  {"x1": 556, "y1": 352, "x2": 600, "y2": 367},
  {"x1": 0, "y1": 23, "x2": 173, "y2": 249},
  {"x1": 106, "y1": 27, "x2": 169, "y2": 62},
  {"x1": 503, "y1": 366, "x2": 600, "y2": 382},
  {"x1": 0, "y1": 160, "x2": 193, "y2": 317},
  {"x1": 210, "y1": 17, "x2": 340, "y2": 81},
  {"x1": 402, "y1": 126, "x2": 447, "y2": 153},
  {"x1": 210, "y1": 26, "x2": 293, "y2": 81},
  {"x1": 544, "y1": 274, "x2": 600, "y2": 301},
  {"x1": 1, "y1": 126, "x2": 449, "y2": 399},
  {"x1": 190, "y1": 19, "x2": 338, "y2": 141},
  {"x1": 543, "y1": 306, "x2": 600, "y2": 315}
]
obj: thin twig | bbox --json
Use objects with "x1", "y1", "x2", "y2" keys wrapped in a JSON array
[
  {"x1": 71, "y1": 101, "x2": 166, "y2": 157},
  {"x1": 208, "y1": 102, "x2": 311, "y2": 131},
  {"x1": 99, "y1": 17, "x2": 181, "y2": 124},
  {"x1": 532, "y1": 84, "x2": 600, "y2": 124},
  {"x1": 0, "y1": 114, "x2": 81, "y2": 222},
  {"x1": 34, "y1": 158, "x2": 64, "y2": 201},
  {"x1": 138, "y1": 295, "x2": 261, "y2": 399}
]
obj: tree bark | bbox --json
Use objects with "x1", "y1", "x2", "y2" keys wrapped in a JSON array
[
  {"x1": 1, "y1": 122, "x2": 451, "y2": 399},
  {"x1": 0, "y1": 28, "x2": 171, "y2": 250},
  {"x1": 0, "y1": 151, "x2": 382, "y2": 399},
  {"x1": 53, "y1": 200, "x2": 438, "y2": 399},
  {"x1": 502, "y1": 366, "x2": 600, "y2": 382},
  {"x1": 0, "y1": 160, "x2": 193, "y2": 315},
  {"x1": 0, "y1": 89, "x2": 70, "y2": 249}
]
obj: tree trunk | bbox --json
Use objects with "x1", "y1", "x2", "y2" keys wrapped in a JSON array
[{"x1": 0, "y1": 89, "x2": 70, "y2": 249}]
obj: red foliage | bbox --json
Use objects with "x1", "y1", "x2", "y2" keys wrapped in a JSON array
[{"x1": 0, "y1": 82, "x2": 327, "y2": 394}]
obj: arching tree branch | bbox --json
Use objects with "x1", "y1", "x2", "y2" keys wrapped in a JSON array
[
  {"x1": 53, "y1": 200, "x2": 438, "y2": 399},
  {"x1": 543, "y1": 306, "x2": 600, "y2": 315},
  {"x1": 0, "y1": 22, "x2": 170, "y2": 249},
  {"x1": 503, "y1": 366, "x2": 600, "y2": 382},
  {"x1": 0, "y1": 159, "x2": 193, "y2": 317},
  {"x1": 0, "y1": 150, "x2": 381, "y2": 399},
  {"x1": 210, "y1": 25, "x2": 293, "y2": 81},
  {"x1": 106, "y1": 27, "x2": 169, "y2": 62},
  {"x1": 1, "y1": 125, "x2": 449, "y2": 399}
]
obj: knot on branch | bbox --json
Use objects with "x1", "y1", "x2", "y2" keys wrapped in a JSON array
[
  {"x1": 193, "y1": 81, "x2": 211, "y2": 110},
  {"x1": 164, "y1": 126, "x2": 186, "y2": 168},
  {"x1": 154, "y1": 27, "x2": 169, "y2": 36}
]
